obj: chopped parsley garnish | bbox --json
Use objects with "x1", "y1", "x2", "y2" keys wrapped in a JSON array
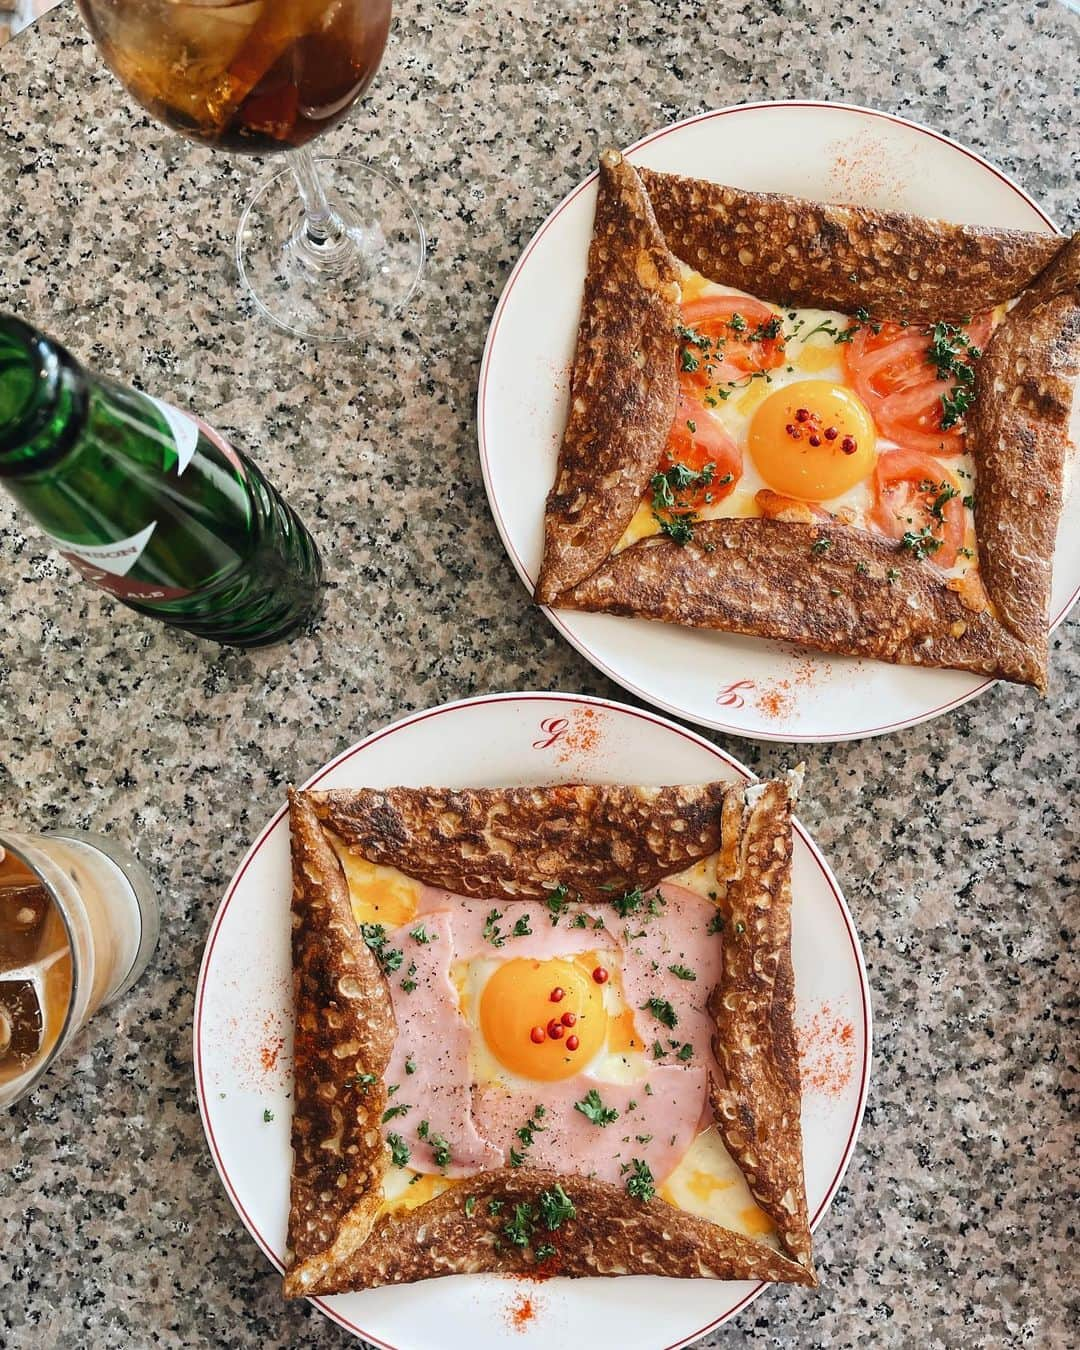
[
  {"x1": 651, "y1": 1040, "x2": 667, "y2": 1060},
  {"x1": 262, "y1": 1109, "x2": 274, "y2": 1123},
  {"x1": 537, "y1": 1183, "x2": 576, "y2": 1230},
  {"x1": 347, "y1": 1072, "x2": 377, "y2": 1093},
  {"x1": 400, "y1": 960, "x2": 418, "y2": 993},
  {"x1": 503, "y1": 1202, "x2": 535, "y2": 1248},
  {"x1": 811, "y1": 537, "x2": 832, "y2": 555},
  {"x1": 409, "y1": 924, "x2": 435, "y2": 944},
  {"x1": 404, "y1": 1056, "x2": 416, "y2": 1075},
  {"x1": 680, "y1": 347, "x2": 701, "y2": 373},
  {"x1": 676, "y1": 1043, "x2": 694, "y2": 1062},
  {"x1": 545, "y1": 883, "x2": 571, "y2": 924},
  {"x1": 750, "y1": 315, "x2": 782, "y2": 342},
  {"x1": 488, "y1": 1198, "x2": 505, "y2": 1216},
  {"x1": 501, "y1": 1186, "x2": 576, "y2": 1255},
  {"x1": 707, "y1": 911, "x2": 725, "y2": 935},
  {"x1": 387, "y1": 1133, "x2": 410, "y2": 1167},
  {"x1": 464, "y1": 1195, "x2": 476, "y2": 1218},
  {"x1": 649, "y1": 459, "x2": 719, "y2": 548},
  {"x1": 430, "y1": 1134, "x2": 451, "y2": 1168},
  {"x1": 613, "y1": 886, "x2": 645, "y2": 917},
  {"x1": 483, "y1": 909, "x2": 506, "y2": 948},
  {"x1": 417, "y1": 1119, "x2": 429, "y2": 1139},
  {"x1": 925, "y1": 321, "x2": 982, "y2": 428},
  {"x1": 574, "y1": 1088, "x2": 619, "y2": 1127},
  {"x1": 625, "y1": 1158, "x2": 656, "y2": 1203},
  {"x1": 900, "y1": 528, "x2": 944, "y2": 561},
  {"x1": 636, "y1": 1134, "x2": 654, "y2": 1144},
  {"x1": 668, "y1": 963, "x2": 697, "y2": 981},
  {"x1": 512, "y1": 914, "x2": 532, "y2": 938},
  {"x1": 940, "y1": 386, "x2": 974, "y2": 430},
  {"x1": 570, "y1": 913, "x2": 588, "y2": 929},
  {"x1": 642, "y1": 996, "x2": 678, "y2": 1029},
  {"x1": 855, "y1": 561, "x2": 871, "y2": 576},
  {"x1": 655, "y1": 512, "x2": 696, "y2": 545},
  {"x1": 886, "y1": 568, "x2": 900, "y2": 583},
  {"x1": 928, "y1": 483, "x2": 960, "y2": 521},
  {"x1": 382, "y1": 1103, "x2": 410, "y2": 1123},
  {"x1": 729, "y1": 312, "x2": 746, "y2": 332},
  {"x1": 360, "y1": 923, "x2": 404, "y2": 975},
  {"x1": 734, "y1": 920, "x2": 746, "y2": 934},
  {"x1": 511, "y1": 1104, "x2": 547, "y2": 1165},
  {"x1": 651, "y1": 460, "x2": 714, "y2": 510}
]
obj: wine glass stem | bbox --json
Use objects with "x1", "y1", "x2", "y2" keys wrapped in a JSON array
[
  {"x1": 291, "y1": 146, "x2": 339, "y2": 246},
  {"x1": 286, "y1": 147, "x2": 359, "y2": 278}
]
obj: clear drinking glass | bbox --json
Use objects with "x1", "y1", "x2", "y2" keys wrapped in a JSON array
[
  {"x1": 74, "y1": 0, "x2": 425, "y2": 342},
  {"x1": 0, "y1": 830, "x2": 159, "y2": 1109}
]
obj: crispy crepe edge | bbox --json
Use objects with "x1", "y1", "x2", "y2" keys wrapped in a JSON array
[
  {"x1": 283, "y1": 789, "x2": 396, "y2": 1299},
  {"x1": 970, "y1": 232, "x2": 1080, "y2": 671},
  {"x1": 308, "y1": 781, "x2": 730, "y2": 903},
  {"x1": 709, "y1": 776, "x2": 812, "y2": 1269},
  {"x1": 534, "y1": 148, "x2": 682, "y2": 601},
  {"x1": 638, "y1": 164, "x2": 1062, "y2": 322},
  {"x1": 555, "y1": 517, "x2": 1042, "y2": 688},
  {"x1": 283, "y1": 780, "x2": 817, "y2": 1294}
]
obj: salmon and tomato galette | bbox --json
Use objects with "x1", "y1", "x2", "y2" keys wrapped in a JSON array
[
  {"x1": 536, "y1": 150, "x2": 1080, "y2": 691},
  {"x1": 283, "y1": 776, "x2": 815, "y2": 1295}
]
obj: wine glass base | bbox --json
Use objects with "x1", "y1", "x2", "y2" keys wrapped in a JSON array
[{"x1": 236, "y1": 157, "x2": 426, "y2": 342}]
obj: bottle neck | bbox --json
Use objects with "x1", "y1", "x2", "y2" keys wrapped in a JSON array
[{"x1": 0, "y1": 316, "x2": 90, "y2": 479}]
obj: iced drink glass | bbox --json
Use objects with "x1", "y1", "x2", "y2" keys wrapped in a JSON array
[{"x1": 0, "y1": 830, "x2": 159, "y2": 1108}]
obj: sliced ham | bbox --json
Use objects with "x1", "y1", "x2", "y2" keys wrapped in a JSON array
[
  {"x1": 473, "y1": 1065, "x2": 706, "y2": 1186},
  {"x1": 383, "y1": 910, "x2": 502, "y2": 1177}
]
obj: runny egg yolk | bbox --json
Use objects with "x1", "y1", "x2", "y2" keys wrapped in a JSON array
[
  {"x1": 479, "y1": 957, "x2": 607, "y2": 1081},
  {"x1": 747, "y1": 379, "x2": 876, "y2": 502}
]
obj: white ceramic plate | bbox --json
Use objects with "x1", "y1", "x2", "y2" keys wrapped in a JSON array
[
  {"x1": 194, "y1": 692, "x2": 871, "y2": 1348},
  {"x1": 478, "y1": 102, "x2": 1078, "y2": 742}
]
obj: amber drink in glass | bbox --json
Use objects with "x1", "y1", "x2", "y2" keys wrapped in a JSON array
[
  {"x1": 0, "y1": 832, "x2": 159, "y2": 1108},
  {"x1": 75, "y1": 0, "x2": 424, "y2": 340}
]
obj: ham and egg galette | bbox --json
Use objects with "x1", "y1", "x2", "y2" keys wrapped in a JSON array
[
  {"x1": 283, "y1": 776, "x2": 815, "y2": 1295},
  {"x1": 536, "y1": 150, "x2": 1080, "y2": 691}
]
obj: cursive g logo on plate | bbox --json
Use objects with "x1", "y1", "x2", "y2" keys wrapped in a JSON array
[
  {"x1": 715, "y1": 680, "x2": 755, "y2": 710},
  {"x1": 532, "y1": 717, "x2": 569, "y2": 749}
]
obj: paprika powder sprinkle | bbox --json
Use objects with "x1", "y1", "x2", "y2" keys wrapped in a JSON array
[{"x1": 797, "y1": 1002, "x2": 856, "y2": 1097}]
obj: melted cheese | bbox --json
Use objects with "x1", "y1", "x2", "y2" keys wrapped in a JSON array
[
  {"x1": 660, "y1": 1125, "x2": 779, "y2": 1247},
  {"x1": 380, "y1": 1166, "x2": 456, "y2": 1213},
  {"x1": 330, "y1": 835, "x2": 421, "y2": 928}
]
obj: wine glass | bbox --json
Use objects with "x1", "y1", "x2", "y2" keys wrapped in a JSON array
[{"x1": 75, "y1": 0, "x2": 425, "y2": 341}]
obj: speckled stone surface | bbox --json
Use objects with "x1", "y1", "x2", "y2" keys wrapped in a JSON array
[{"x1": 1, "y1": 1, "x2": 1078, "y2": 1346}]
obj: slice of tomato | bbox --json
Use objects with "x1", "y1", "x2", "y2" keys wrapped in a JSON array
[
  {"x1": 846, "y1": 315, "x2": 992, "y2": 456},
  {"x1": 871, "y1": 448, "x2": 966, "y2": 568},
  {"x1": 678, "y1": 294, "x2": 786, "y2": 392},
  {"x1": 658, "y1": 390, "x2": 742, "y2": 509}
]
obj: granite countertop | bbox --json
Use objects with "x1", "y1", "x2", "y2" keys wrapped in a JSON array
[{"x1": 1, "y1": 1, "x2": 1077, "y2": 1346}]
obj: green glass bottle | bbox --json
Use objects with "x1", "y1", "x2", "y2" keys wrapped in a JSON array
[{"x1": 0, "y1": 315, "x2": 322, "y2": 647}]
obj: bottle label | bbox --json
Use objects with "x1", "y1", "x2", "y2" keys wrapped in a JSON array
[
  {"x1": 44, "y1": 522, "x2": 193, "y2": 600},
  {"x1": 40, "y1": 395, "x2": 245, "y2": 602},
  {"x1": 145, "y1": 394, "x2": 199, "y2": 475}
]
